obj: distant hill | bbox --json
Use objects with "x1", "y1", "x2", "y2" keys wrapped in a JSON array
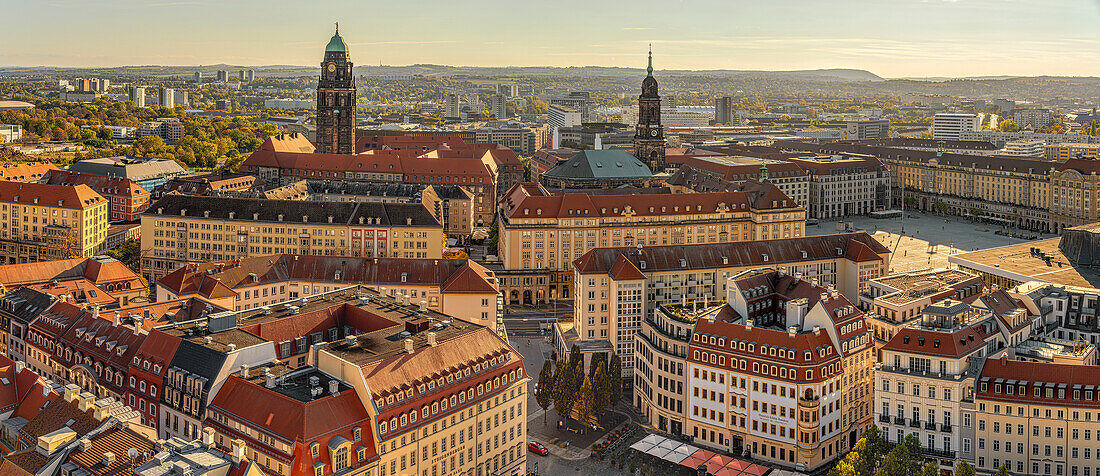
[{"x1": 352, "y1": 64, "x2": 884, "y2": 82}]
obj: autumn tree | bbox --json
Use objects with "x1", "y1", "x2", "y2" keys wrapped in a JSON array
[{"x1": 998, "y1": 118, "x2": 1020, "y2": 132}]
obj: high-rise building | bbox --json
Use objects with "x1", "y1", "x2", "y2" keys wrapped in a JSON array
[
  {"x1": 498, "y1": 83, "x2": 518, "y2": 97},
  {"x1": 714, "y1": 96, "x2": 735, "y2": 125},
  {"x1": 634, "y1": 48, "x2": 666, "y2": 171},
  {"x1": 1013, "y1": 108, "x2": 1052, "y2": 129},
  {"x1": 443, "y1": 91, "x2": 461, "y2": 118},
  {"x1": 246, "y1": 69, "x2": 255, "y2": 82},
  {"x1": 550, "y1": 92, "x2": 591, "y2": 122},
  {"x1": 547, "y1": 105, "x2": 582, "y2": 131},
  {"x1": 159, "y1": 87, "x2": 174, "y2": 108},
  {"x1": 315, "y1": 24, "x2": 356, "y2": 155},
  {"x1": 844, "y1": 119, "x2": 890, "y2": 140},
  {"x1": 490, "y1": 94, "x2": 507, "y2": 118},
  {"x1": 193, "y1": 71, "x2": 202, "y2": 83},
  {"x1": 173, "y1": 90, "x2": 189, "y2": 107},
  {"x1": 932, "y1": 113, "x2": 980, "y2": 140},
  {"x1": 129, "y1": 86, "x2": 146, "y2": 108}
]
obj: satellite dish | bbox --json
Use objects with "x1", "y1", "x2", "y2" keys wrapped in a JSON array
[{"x1": 127, "y1": 448, "x2": 139, "y2": 460}]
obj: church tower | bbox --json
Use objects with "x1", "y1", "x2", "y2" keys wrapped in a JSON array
[
  {"x1": 634, "y1": 46, "x2": 665, "y2": 171},
  {"x1": 316, "y1": 23, "x2": 356, "y2": 155}
]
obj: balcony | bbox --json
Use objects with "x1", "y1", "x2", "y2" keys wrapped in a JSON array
[
  {"x1": 924, "y1": 422, "x2": 937, "y2": 431},
  {"x1": 940, "y1": 424, "x2": 953, "y2": 433},
  {"x1": 894, "y1": 417, "x2": 906, "y2": 425},
  {"x1": 909, "y1": 419, "x2": 921, "y2": 429},
  {"x1": 923, "y1": 448, "x2": 956, "y2": 459},
  {"x1": 879, "y1": 415, "x2": 890, "y2": 423}
]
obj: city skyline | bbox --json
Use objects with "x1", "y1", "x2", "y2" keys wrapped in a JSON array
[{"x1": 4, "y1": 0, "x2": 1100, "y2": 78}]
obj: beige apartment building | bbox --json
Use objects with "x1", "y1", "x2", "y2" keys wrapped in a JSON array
[
  {"x1": 140, "y1": 194, "x2": 443, "y2": 280},
  {"x1": 1050, "y1": 158, "x2": 1100, "y2": 232},
  {"x1": 497, "y1": 181, "x2": 806, "y2": 304},
  {"x1": 156, "y1": 254, "x2": 501, "y2": 326},
  {"x1": 563, "y1": 232, "x2": 890, "y2": 375},
  {"x1": 0, "y1": 181, "x2": 109, "y2": 263},
  {"x1": 315, "y1": 294, "x2": 528, "y2": 476},
  {"x1": 974, "y1": 358, "x2": 1100, "y2": 476},
  {"x1": 1046, "y1": 143, "x2": 1100, "y2": 162},
  {"x1": 636, "y1": 269, "x2": 875, "y2": 472},
  {"x1": 774, "y1": 140, "x2": 1057, "y2": 232}
]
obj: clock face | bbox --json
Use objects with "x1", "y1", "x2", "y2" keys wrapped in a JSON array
[
  {"x1": 650, "y1": 129, "x2": 658, "y2": 137},
  {"x1": 327, "y1": 63, "x2": 336, "y2": 73}
]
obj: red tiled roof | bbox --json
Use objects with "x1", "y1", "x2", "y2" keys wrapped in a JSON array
[
  {"x1": 1057, "y1": 158, "x2": 1100, "y2": 175},
  {"x1": 44, "y1": 170, "x2": 148, "y2": 196},
  {"x1": 880, "y1": 324, "x2": 992, "y2": 358},
  {"x1": 608, "y1": 254, "x2": 645, "y2": 280},
  {"x1": 978, "y1": 357, "x2": 1100, "y2": 409},
  {"x1": 0, "y1": 257, "x2": 145, "y2": 292},
  {"x1": 506, "y1": 185, "x2": 798, "y2": 220},
  {"x1": 210, "y1": 375, "x2": 370, "y2": 442},
  {"x1": 159, "y1": 255, "x2": 496, "y2": 298},
  {"x1": 0, "y1": 181, "x2": 105, "y2": 208},
  {"x1": 0, "y1": 162, "x2": 60, "y2": 182}
]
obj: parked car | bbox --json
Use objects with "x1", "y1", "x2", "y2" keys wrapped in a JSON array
[{"x1": 528, "y1": 441, "x2": 549, "y2": 456}]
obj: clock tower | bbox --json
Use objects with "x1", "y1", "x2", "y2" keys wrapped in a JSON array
[
  {"x1": 634, "y1": 46, "x2": 665, "y2": 172},
  {"x1": 316, "y1": 23, "x2": 356, "y2": 155}
]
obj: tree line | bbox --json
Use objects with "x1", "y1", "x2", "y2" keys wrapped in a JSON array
[
  {"x1": 828, "y1": 426, "x2": 1006, "y2": 476},
  {"x1": 534, "y1": 345, "x2": 622, "y2": 431}
]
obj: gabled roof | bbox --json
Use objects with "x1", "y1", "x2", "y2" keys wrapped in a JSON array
[
  {"x1": 607, "y1": 253, "x2": 645, "y2": 281},
  {"x1": 0, "y1": 256, "x2": 145, "y2": 293},
  {"x1": 0, "y1": 181, "x2": 105, "y2": 208}
]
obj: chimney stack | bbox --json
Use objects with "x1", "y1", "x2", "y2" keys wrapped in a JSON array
[
  {"x1": 427, "y1": 332, "x2": 437, "y2": 346},
  {"x1": 92, "y1": 400, "x2": 113, "y2": 421},
  {"x1": 813, "y1": 325, "x2": 821, "y2": 336},
  {"x1": 788, "y1": 326, "x2": 797, "y2": 338},
  {"x1": 328, "y1": 380, "x2": 339, "y2": 395},
  {"x1": 201, "y1": 427, "x2": 215, "y2": 448},
  {"x1": 240, "y1": 364, "x2": 250, "y2": 379},
  {"x1": 101, "y1": 452, "x2": 116, "y2": 466},
  {"x1": 62, "y1": 384, "x2": 80, "y2": 402},
  {"x1": 231, "y1": 439, "x2": 247, "y2": 464},
  {"x1": 404, "y1": 338, "x2": 415, "y2": 354},
  {"x1": 77, "y1": 392, "x2": 96, "y2": 412},
  {"x1": 745, "y1": 320, "x2": 754, "y2": 331},
  {"x1": 265, "y1": 371, "x2": 275, "y2": 389}
]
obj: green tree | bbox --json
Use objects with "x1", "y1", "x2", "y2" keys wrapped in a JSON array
[
  {"x1": 608, "y1": 353, "x2": 623, "y2": 405},
  {"x1": 920, "y1": 461, "x2": 938, "y2": 476},
  {"x1": 993, "y1": 464, "x2": 1010, "y2": 476},
  {"x1": 856, "y1": 426, "x2": 888, "y2": 476},
  {"x1": 875, "y1": 434, "x2": 921, "y2": 476},
  {"x1": 535, "y1": 360, "x2": 554, "y2": 426},
  {"x1": 591, "y1": 361, "x2": 609, "y2": 417},
  {"x1": 998, "y1": 118, "x2": 1019, "y2": 132},
  {"x1": 954, "y1": 460, "x2": 976, "y2": 476}
]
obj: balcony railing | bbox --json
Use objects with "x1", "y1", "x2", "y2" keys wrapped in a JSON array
[
  {"x1": 940, "y1": 424, "x2": 953, "y2": 433},
  {"x1": 923, "y1": 448, "x2": 956, "y2": 459},
  {"x1": 894, "y1": 417, "x2": 906, "y2": 425},
  {"x1": 924, "y1": 422, "x2": 937, "y2": 431},
  {"x1": 879, "y1": 415, "x2": 890, "y2": 423},
  {"x1": 909, "y1": 419, "x2": 921, "y2": 428}
]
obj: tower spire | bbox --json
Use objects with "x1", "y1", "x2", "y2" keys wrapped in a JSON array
[
  {"x1": 647, "y1": 44, "x2": 653, "y2": 76},
  {"x1": 335, "y1": 22, "x2": 339, "y2": 34}
]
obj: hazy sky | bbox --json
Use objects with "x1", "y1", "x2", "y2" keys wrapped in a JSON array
[{"x1": 5, "y1": 0, "x2": 1100, "y2": 78}]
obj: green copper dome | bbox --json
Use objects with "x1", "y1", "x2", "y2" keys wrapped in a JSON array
[{"x1": 326, "y1": 32, "x2": 348, "y2": 52}]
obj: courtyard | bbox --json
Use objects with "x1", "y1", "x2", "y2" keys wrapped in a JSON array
[{"x1": 806, "y1": 212, "x2": 1050, "y2": 274}]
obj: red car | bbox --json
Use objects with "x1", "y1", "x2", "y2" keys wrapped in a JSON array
[{"x1": 528, "y1": 441, "x2": 549, "y2": 456}]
